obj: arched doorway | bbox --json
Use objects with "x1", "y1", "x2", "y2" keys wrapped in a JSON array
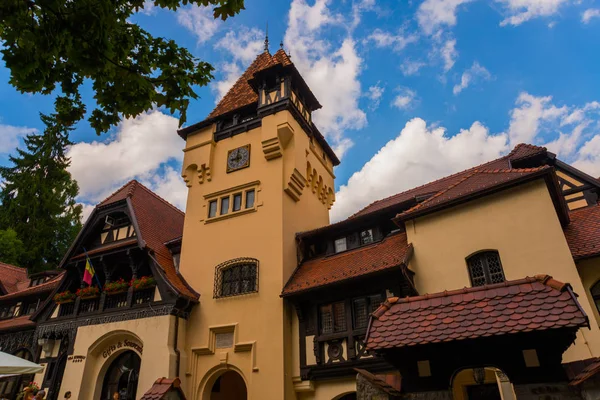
[
  {"x1": 336, "y1": 394, "x2": 357, "y2": 400},
  {"x1": 100, "y1": 350, "x2": 141, "y2": 400},
  {"x1": 451, "y1": 367, "x2": 515, "y2": 400},
  {"x1": 209, "y1": 370, "x2": 247, "y2": 400}
]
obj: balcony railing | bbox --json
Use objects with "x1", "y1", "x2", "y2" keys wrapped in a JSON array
[{"x1": 56, "y1": 286, "x2": 156, "y2": 319}]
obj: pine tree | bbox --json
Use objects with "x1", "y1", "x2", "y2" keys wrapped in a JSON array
[{"x1": 0, "y1": 114, "x2": 82, "y2": 272}]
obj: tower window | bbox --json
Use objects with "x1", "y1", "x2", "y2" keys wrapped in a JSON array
[
  {"x1": 208, "y1": 200, "x2": 218, "y2": 218},
  {"x1": 245, "y1": 189, "x2": 255, "y2": 208},
  {"x1": 334, "y1": 238, "x2": 347, "y2": 253},
  {"x1": 220, "y1": 197, "x2": 230, "y2": 215},
  {"x1": 467, "y1": 251, "x2": 505, "y2": 287},
  {"x1": 214, "y1": 258, "x2": 259, "y2": 298},
  {"x1": 232, "y1": 193, "x2": 242, "y2": 212}
]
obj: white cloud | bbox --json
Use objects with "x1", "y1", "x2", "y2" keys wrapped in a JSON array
[
  {"x1": 138, "y1": 0, "x2": 157, "y2": 15},
  {"x1": 366, "y1": 84, "x2": 385, "y2": 111},
  {"x1": 392, "y1": 87, "x2": 417, "y2": 109},
  {"x1": 507, "y1": 92, "x2": 567, "y2": 145},
  {"x1": 441, "y1": 38, "x2": 458, "y2": 72},
  {"x1": 582, "y1": 8, "x2": 600, "y2": 23},
  {"x1": 400, "y1": 59, "x2": 427, "y2": 76},
  {"x1": 67, "y1": 110, "x2": 183, "y2": 204},
  {"x1": 417, "y1": 0, "x2": 473, "y2": 35},
  {"x1": 366, "y1": 28, "x2": 418, "y2": 51},
  {"x1": 452, "y1": 61, "x2": 492, "y2": 95},
  {"x1": 140, "y1": 166, "x2": 188, "y2": 210},
  {"x1": 331, "y1": 118, "x2": 508, "y2": 221},
  {"x1": 212, "y1": 27, "x2": 264, "y2": 102},
  {"x1": 284, "y1": 0, "x2": 366, "y2": 159},
  {"x1": 176, "y1": 5, "x2": 221, "y2": 44},
  {"x1": 497, "y1": 0, "x2": 571, "y2": 26},
  {"x1": 0, "y1": 124, "x2": 37, "y2": 154},
  {"x1": 574, "y1": 136, "x2": 600, "y2": 178}
]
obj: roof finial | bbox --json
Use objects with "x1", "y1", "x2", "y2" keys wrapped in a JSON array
[
  {"x1": 264, "y1": 22, "x2": 269, "y2": 53},
  {"x1": 280, "y1": 40, "x2": 284, "y2": 49}
]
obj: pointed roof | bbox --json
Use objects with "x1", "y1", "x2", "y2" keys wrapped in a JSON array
[
  {"x1": 208, "y1": 49, "x2": 292, "y2": 120},
  {"x1": 68, "y1": 180, "x2": 198, "y2": 300}
]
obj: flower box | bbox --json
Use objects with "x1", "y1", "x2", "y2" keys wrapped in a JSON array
[
  {"x1": 53, "y1": 291, "x2": 76, "y2": 304},
  {"x1": 104, "y1": 278, "x2": 130, "y2": 295},
  {"x1": 130, "y1": 276, "x2": 156, "y2": 291},
  {"x1": 76, "y1": 286, "x2": 100, "y2": 299}
]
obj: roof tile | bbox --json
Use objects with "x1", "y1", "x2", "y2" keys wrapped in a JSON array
[{"x1": 564, "y1": 203, "x2": 600, "y2": 260}]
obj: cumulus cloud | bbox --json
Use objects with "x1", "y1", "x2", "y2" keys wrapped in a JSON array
[
  {"x1": 67, "y1": 110, "x2": 184, "y2": 207},
  {"x1": 0, "y1": 124, "x2": 37, "y2": 154},
  {"x1": 366, "y1": 28, "x2": 418, "y2": 51},
  {"x1": 507, "y1": 92, "x2": 567, "y2": 145},
  {"x1": 331, "y1": 118, "x2": 508, "y2": 221},
  {"x1": 392, "y1": 87, "x2": 417, "y2": 109},
  {"x1": 441, "y1": 38, "x2": 458, "y2": 72},
  {"x1": 284, "y1": 0, "x2": 366, "y2": 159},
  {"x1": 400, "y1": 59, "x2": 427, "y2": 76},
  {"x1": 497, "y1": 0, "x2": 571, "y2": 26},
  {"x1": 582, "y1": 8, "x2": 600, "y2": 23},
  {"x1": 366, "y1": 84, "x2": 385, "y2": 111},
  {"x1": 417, "y1": 0, "x2": 473, "y2": 35},
  {"x1": 176, "y1": 5, "x2": 221, "y2": 44},
  {"x1": 453, "y1": 61, "x2": 492, "y2": 94},
  {"x1": 574, "y1": 136, "x2": 600, "y2": 178}
]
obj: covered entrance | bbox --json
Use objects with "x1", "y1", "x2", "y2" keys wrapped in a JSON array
[
  {"x1": 101, "y1": 350, "x2": 141, "y2": 400},
  {"x1": 209, "y1": 370, "x2": 247, "y2": 400}
]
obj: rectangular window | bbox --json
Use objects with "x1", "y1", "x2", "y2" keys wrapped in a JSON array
[
  {"x1": 233, "y1": 193, "x2": 242, "y2": 212},
  {"x1": 334, "y1": 238, "x2": 347, "y2": 253},
  {"x1": 220, "y1": 197, "x2": 230, "y2": 215},
  {"x1": 208, "y1": 200, "x2": 218, "y2": 218},
  {"x1": 353, "y1": 294, "x2": 383, "y2": 329},
  {"x1": 319, "y1": 301, "x2": 347, "y2": 334},
  {"x1": 25, "y1": 303, "x2": 37, "y2": 315},
  {"x1": 245, "y1": 189, "x2": 255, "y2": 208},
  {"x1": 360, "y1": 229, "x2": 374, "y2": 245}
]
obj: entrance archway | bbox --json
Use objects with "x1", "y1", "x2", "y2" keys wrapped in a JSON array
[
  {"x1": 100, "y1": 350, "x2": 141, "y2": 400},
  {"x1": 209, "y1": 370, "x2": 247, "y2": 400},
  {"x1": 335, "y1": 393, "x2": 357, "y2": 400},
  {"x1": 451, "y1": 367, "x2": 515, "y2": 400}
]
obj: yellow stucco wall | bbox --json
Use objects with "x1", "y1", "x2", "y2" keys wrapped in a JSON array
[
  {"x1": 179, "y1": 109, "x2": 334, "y2": 400},
  {"x1": 54, "y1": 315, "x2": 176, "y2": 400},
  {"x1": 405, "y1": 180, "x2": 600, "y2": 362}
]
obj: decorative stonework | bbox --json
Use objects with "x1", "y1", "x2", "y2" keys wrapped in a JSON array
[
  {"x1": 285, "y1": 168, "x2": 307, "y2": 201},
  {"x1": 261, "y1": 137, "x2": 282, "y2": 160},
  {"x1": 182, "y1": 139, "x2": 215, "y2": 186},
  {"x1": 306, "y1": 161, "x2": 335, "y2": 209}
]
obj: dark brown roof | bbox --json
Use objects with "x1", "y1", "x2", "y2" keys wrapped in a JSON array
[
  {"x1": 564, "y1": 203, "x2": 600, "y2": 260},
  {"x1": 0, "y1": 262, "x2": 29, "y2": 294},
  {"x1": 394, "y1": 167, "x2": 552, "y2": 222},
  {"x1": 351, "y1": 143, "x2": 548, "y2": 219},
  {"x1": 282, "y1": 232, "x2": 412, "y2": 296},
  {"x1": 355, "y1": 369, "x2": 402, "y2": 396},
  {"x1": 0, "y1": 272, "x2": 64, "y2": 301},
  {"x1": 564, "y1": 357, "x2": 600, "y2": 386},
  {"x1": 366, "y1": 275, "x2": 588, "y2": 351},
  {"x1": 140, "y1": 377, "x2": 186, "y2": 400},
  {"x1": 0, "y1": 315, "x2": 35, "y2": 332},
  {"x1": 81, "y1": 180, "x2": 198, "y2": 300}
]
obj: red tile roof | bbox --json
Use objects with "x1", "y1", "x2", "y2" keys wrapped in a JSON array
[
  {"x1": 0, "y1": 315, "x2": 35, "y2": 331},
  {"x1": 0, "y1": 272, "x2": 64, "y2": 301},
  {"x1": 565, "y1": 357, "x2": 600, "y2": 386},
  {"x1": 90, "y1": 180, "x2": 198, "y2": 300},
  {"x1": 0, "y1": 262, "x2": 28, "y2": 294},
  {"x1": 282, "y1": 232, "x2": 412, "y2": 296},
  {"x1": 351, "y1": 143, "x2": 548, "y2": 219},
  {"x1": 366, "y1": 275, "x2": 588, "y2": 351},
  {"x1": 564, "y1": 203, "x2": 600, "y2": 260},
  {"x1": 208, "y1": 50, "x2": 292, "y2": 119},
  {"x1": 140, "y1": 377, "x2": 186, "y2": 400},
  {"x1": 395, "y1": 167, "x2": 552, "y2": 222}
]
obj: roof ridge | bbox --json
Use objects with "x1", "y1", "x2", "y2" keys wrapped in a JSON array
[
  {"x1": 0, "y1": 262, "x2": 27, "y2": 273},
  {"x1": 506, "y1": 143, "x2": 547, "y2": 159},
  {"x1": 98, "y1": 180, "x2": 139, "y2": 206},
  {"x1": 134, "y1": 181, "x2": 185, "y2": 216}
]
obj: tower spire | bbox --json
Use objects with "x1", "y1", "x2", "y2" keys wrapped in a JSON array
[{"x1": 264, "y1": 22, "x2": 269, "y2": 53}]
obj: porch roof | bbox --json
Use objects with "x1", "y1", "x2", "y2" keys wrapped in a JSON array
[{"x1": 366, "y1": 275, "x2": 588, "y2": 351}]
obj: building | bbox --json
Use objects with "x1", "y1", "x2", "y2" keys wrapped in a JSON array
[
  {"x1": 0, "y1": 264, "x2": 62, "y2": 399},
  {"x1": 7, "y1": 45, "x2": 599, "y2": 399}
]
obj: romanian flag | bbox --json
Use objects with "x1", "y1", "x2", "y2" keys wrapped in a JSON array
[{"x1": 83, "y1": 257, "x2": 95, "y2": 286}]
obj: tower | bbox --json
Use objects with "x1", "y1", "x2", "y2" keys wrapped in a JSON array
[{"x1": 177, "y1": 48, "x2": 339, "y2": 399}]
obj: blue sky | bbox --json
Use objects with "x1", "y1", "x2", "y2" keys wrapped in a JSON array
[{"x1": 1, "y1": 0, "x2": 600, "y2": 221}]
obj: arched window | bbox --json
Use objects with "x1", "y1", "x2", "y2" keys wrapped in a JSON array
[
  {"x1": 467, "y1": 251, "x2": 505, "y2": 287},
  {"x1": 101, "y1": 350, "x2": 141, "y2": 400},
  {"x1": 591, "y1": 281, "x2": 600, "y2": 314},
  {"x1": 214, "y1": 258, "x2": 259, "y2": 298}
]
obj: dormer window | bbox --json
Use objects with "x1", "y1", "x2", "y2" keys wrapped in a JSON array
[
  {"x1": 334, "y1": 238, "x2": 347, "y2": 253},
  {"x1": 100, "y1": 213, "x2": 136, "y2": 245},
  {"x1": 360, "y1": 230, "x2": 374, "y2": 245},
  {"x1": 0, "y1": 305, "x2": 15, "y2": 319},
  {"x1": 467, "y1": 251, "x2": 505, "y2": 287}
]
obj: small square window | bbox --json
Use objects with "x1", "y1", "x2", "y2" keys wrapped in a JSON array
[
  {"x1": 208, "y1": 200, "x2": 218, "y2": 218},
  {"x1": 233, "y1": 193, "x2": 242, "y2": 212},
  {"x1": 220, "y1": 197, "x2": 230, "y2": 215},
  {"x1": 245, "y1": 190, "x2": 255, "y2": 209},
  {"x1": 360, "y1": 229, "x2": 374, "y2": 245},
  {"x1": 334, "y1": 238, "x2": 347, "y2": 253}
]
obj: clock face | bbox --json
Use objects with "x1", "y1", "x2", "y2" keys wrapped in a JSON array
[{"x1": 227, "y1": 145, "x2": 250, "y2": 173}]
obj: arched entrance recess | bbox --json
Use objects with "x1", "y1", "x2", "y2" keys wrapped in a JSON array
[
  {"x1": 209, "y1": 370, "x2": 247, "y2": 400},
  {"x1": 100, "y1": 350, "x2": 141, "y2": 400},
  {"x1": 335, "y1": 393, "x2": 357, "y2": 400},
  {"x1": 451, "y1": 367, "x2": 515, "y2": 400}
]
